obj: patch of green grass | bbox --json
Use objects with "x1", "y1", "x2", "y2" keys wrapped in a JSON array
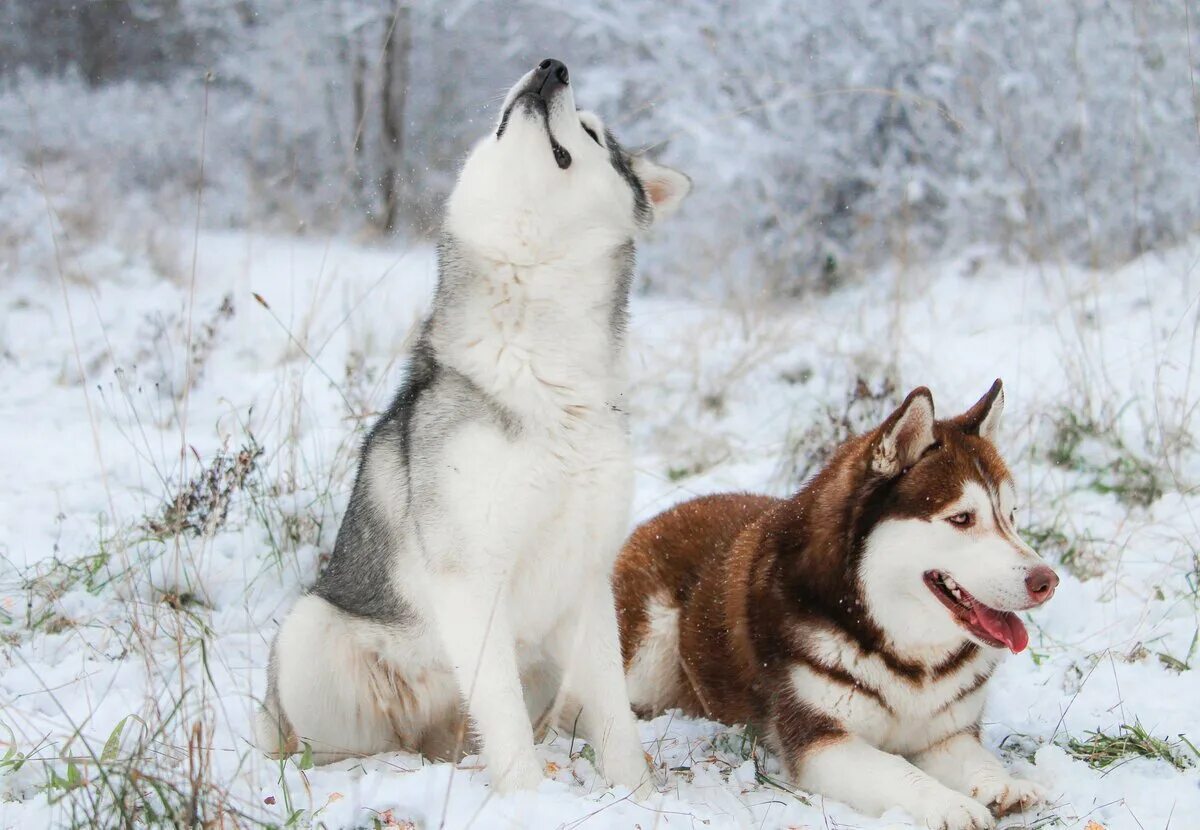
[
  {"x1": 17, "y1": 527, "x2": 121, "y2": 636},
  {"x1": 666, "y1": 463, "x2": 702, "y2": 482},
  {"x1": 1064, "y1": 721, "x2": 1197, "y2": 771},
  {"x1": 1047, "y1": 409, "x2": 1091, "y2": 468},
  {"x1": 713, "y1": 723, "x2": 762, "y2": 762},
  {"x1": 709, "y1": 725, "x2": 812, "y2": 803},
  {"x1": 1044, "y1": 408, "x2": 1164, "y2": 508},
  {"x1": 23, "y1": 550, "x2": 113, "y2": 603},
  {"x1": 1189, "y1": 553, "x2": 1200, "y2": 596},
  {"x1": 1157, "y1": 629, "x2": 1198, "y2": 673},
  {"x1": 45, "y1": 709, "x2": 272, "y2": 830},
  {"x1": 1089, "y1": 454, "x2": 1163, "y2": 507},
  {"x1": 0, "y1": 723, "x2": 30, "y2": 775}
]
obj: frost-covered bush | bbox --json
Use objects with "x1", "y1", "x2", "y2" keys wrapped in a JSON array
[{"x1": 1, "y1": 0, "x2": 1197, "y2": 295}]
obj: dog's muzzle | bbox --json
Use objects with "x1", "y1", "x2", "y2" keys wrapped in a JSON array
[
  {"x1": 530, "y1": 58, "x2": 569, "y2": 96},
  {"x1": 497, "y1": 58, "x2": 574, "y2": 169}
]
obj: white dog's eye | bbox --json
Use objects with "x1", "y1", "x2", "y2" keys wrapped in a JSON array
[
  {"x1": 946, "y1": 511, "x2": 975, "y2": 528},
  {"x1": 1009, "y1": 508, "x2": 1017, "y2": 524},
  {"x1": 581, "y1": 121, "x2": 602, "y2": 145}
]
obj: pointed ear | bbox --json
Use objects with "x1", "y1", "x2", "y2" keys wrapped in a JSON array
[
  {"x1": 631, "y1": 156, "x2": 691, "y2": 223},
  {"x1": 871, "y1": 387, "x2": 937, "y2": 476},
  {"x1": 955, "y1": 379, "x2": 1004, "y2": 443}
]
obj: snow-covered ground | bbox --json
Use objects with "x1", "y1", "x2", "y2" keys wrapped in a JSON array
[{"x1": 1, "y1": 228, "x2": 1198, "y2": 829}]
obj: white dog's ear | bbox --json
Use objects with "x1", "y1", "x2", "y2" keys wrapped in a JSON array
[
  {"x1": 871, "y1": 387, "x2": 937, "y2": 476},
  {"x1": 955, "y1": 379, "x2": 1004, "y2": 443},
  {"x1": 632, "y1": 156, "x2": 691, "y2": 223}
]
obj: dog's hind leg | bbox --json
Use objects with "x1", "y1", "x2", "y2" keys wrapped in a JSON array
[
  {"x1": 549, "y1": 576, "x2": 653, "y2": 796},
  {"x1": 267, "y1": 594, "x2": 412, "y2": 762},
  {"x1": 255, "y1": 635, "x2": 298, "y2": 757}
]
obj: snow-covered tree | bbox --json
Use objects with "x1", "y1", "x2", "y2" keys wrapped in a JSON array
[{"x1": 1, "y1": 0, "x2": 1197, "y2": 294}]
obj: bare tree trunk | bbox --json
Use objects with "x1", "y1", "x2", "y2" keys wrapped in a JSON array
[
  {"x1": 351, "y1": 47, "x2": 367, "y2": 193},
  {"x1": 379, "y1": 1, "x2": 411, "y2": 233}
]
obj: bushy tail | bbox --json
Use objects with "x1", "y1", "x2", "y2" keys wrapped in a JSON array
[{"x1": 623, "y1": 596, "x2": 683, "y2": 717}]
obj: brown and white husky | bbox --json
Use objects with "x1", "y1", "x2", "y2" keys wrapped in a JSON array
[{"x1": 614, "y1": 381, "x2": 1058, "y2": 829}]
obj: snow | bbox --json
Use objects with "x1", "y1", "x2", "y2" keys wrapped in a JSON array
[{"x1": 1, "y1": 226, "x2": 1199, "y2": 829}]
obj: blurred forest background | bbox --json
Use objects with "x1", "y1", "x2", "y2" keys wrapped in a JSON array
[
  {"x1": 3, "y1": 6, "x2": 1200, "y2": 827},
  {"x1": 2, "y1": 0, "x2": 1198, "y2": 295}
]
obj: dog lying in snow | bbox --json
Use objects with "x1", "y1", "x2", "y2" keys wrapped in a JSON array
[{"x1": 614, "y1": 381, "x2": 1057, "y2": 829}]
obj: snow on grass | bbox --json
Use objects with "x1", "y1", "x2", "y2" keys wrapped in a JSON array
[{"x1": 1, "y1": 228, "x2": 1198, "y2": 829}]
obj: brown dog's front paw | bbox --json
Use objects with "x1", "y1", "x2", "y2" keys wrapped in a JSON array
[{"x1": 969, "y1": 772, "x2": 1046, "y2": 816}]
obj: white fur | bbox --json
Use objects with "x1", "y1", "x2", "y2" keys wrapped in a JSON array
[
  {"x1": 860, "y1": 480, "x2": 1046, "y2": 655},
  {"x1": 977, "y1": 387, "x2": 1004, "y2": 443},
  {"x1": 914, "y1": 732, "x2": 1046, "y2": 817},
  {"x1": 790, "y1": 628, "x2": 1001, "y2": 756},
  {"x1": 795, "y1": 737, "x2": 996, "y2": 830},
  {"x1": 625, "y1": 596, "x2": 683, "y2": 714},
  {"x1": 263, "y1": 593, "x2": 460, "y2": 761},
  {"x1": 791, "y1": 438, "x2": 1051, "y2": 826},
  {"x1": 266, "y1": 68, "x2": 689, "y2": 795}
]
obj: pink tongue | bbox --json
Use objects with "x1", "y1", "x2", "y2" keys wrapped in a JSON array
[{"x1": 972, "y1": 606, "x2": 1029, "y2": 653}]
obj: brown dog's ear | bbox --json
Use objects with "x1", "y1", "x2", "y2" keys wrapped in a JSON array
[
  {"x1": 953, "y1": 379, "x2": 1004, "y2": 443},
  {"x1": 871, "y1": 387, "x2": 936, "y2": 476}
]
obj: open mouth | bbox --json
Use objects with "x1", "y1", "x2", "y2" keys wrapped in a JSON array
[
  {"x1": 923, "y1": 570, "x2": 1029, "y2": 653},
  {"x1": 507, "y1": 95, "x2": 571, "y2": 170}
]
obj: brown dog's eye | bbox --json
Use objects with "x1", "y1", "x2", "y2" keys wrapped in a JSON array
[{"x1": 946, "y1": 512, "x2": 975, "y2": 528}]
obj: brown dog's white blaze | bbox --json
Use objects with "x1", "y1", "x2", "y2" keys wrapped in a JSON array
[{"x1": 614, "y1": 380, "x2": 1056, "y2": 823}]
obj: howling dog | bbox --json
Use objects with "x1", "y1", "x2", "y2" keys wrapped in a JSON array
[
  {"x1": 615, "y1": 382, "x2": 1058, "y2": 828},
  {"x1": 256, "y1": 58, "x2": 689, "y2": 794}
]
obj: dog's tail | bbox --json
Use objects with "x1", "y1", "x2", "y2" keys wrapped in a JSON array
[
  {"x1": 254, "y1": 636, "x2": 299, "y2": 757},
  {"x1": 623, "y1": 594, "x2": 684, "y2": 717}
]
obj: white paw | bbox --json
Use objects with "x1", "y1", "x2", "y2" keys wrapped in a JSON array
[
  {"x1": 914, "y1": 787, "x2": 996, "y2": 830},
  {"x1": 601, "y1": 749, "x2": 658, "y2": 799},
  {"x1": 968, "y1": 771, "x2": 1046, "y2": 816},
  {"x1": 489, "y1": 754, "x2": 543, "y2": 794}
]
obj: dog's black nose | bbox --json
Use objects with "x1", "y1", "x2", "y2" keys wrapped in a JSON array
[
  {"x1": 1025, "y1": 565, "x2": 1059, "y2": 603},
  {"x1": 534, "y1": 58, "x2": 569, "y2": 93}
]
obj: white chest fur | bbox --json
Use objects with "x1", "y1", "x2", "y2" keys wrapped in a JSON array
[
  {"x1": 789, "y1": 628, "x2": 1003, "y2": 756},
  {"x1": 434, "y1": 237, "x2": 629, "y2": 435}
]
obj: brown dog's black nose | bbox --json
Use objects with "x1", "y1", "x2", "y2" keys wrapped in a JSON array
[
  {"x1": 534, "y1": 58, "x2": 569, "y2": 93},
  {"x1": 1025, "y1": 565, "x2": 1059, "y2": 603}
]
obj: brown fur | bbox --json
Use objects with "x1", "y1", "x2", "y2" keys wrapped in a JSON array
[{"x1": 614, "y1": 383, "x2": 1015, "y2": 774}]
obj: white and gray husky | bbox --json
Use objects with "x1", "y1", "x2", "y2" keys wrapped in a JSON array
[{"x1": 256, "y1": 59, "x2": 690, "y2": 794}]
